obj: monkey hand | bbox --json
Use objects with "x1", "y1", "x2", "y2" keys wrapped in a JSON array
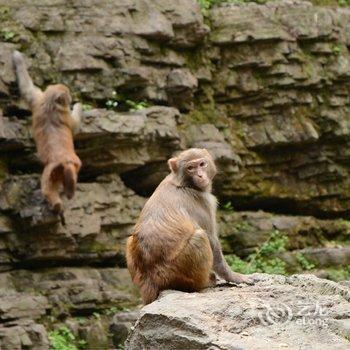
[
  {"x1": 72, "y1": 102, "x2": 82, "y2": 116},
  {"x1": 12, "y1": 50, "x2": 25, "y2": 67},
  {"x1": 71, "y1": 103, "x2": 83, "y2": 135}
]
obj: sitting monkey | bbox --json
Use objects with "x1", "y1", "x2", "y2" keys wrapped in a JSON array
[
  {"x1": 12, "y1": 51, "x2": 82, "y2": 218},
  {"x1": 126, "y1": 148, "x2": 254, "y2": 304}
]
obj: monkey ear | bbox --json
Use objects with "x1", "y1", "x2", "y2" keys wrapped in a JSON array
[
  {"x1": 55, "y1": 91, "x2": 70, "y2": 106},
  {"x1": 168, "y1": 157, "x2": 178, "y2": 173},
  {"x1": 55, "y1": 93, "x2": 65, "y2": 105}
]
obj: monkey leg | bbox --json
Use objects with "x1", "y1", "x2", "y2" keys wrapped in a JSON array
[
  {"x1": 209, "y1": 271, "x2": 217, "y2": 287},
  {"x1": 126, "y1": 235, "x2": 159, "y2": 305},
  {"x1": 63, "y1": 162, "x2": 77, "y2": 199},
  {"x1": 136, "y1": 229, "x2": 213, "y2": 305},
  {"x1": 41, "y1": 164, "x2": 63, "y2": 213},
  {"x1": 140, "y1": 281, "x2": 160, "y2": 305},
  {"x1": 167, "y1": 229, "x2": 214, "y2": 292}
]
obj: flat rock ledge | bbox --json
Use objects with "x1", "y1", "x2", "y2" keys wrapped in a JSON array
[{"x1": 126, "y1": 274, "x2": 350, "y2": 350}]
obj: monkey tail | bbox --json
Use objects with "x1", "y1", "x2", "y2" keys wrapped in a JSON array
[{"x1": 63, "y1": 162, "x2": 76, "y2": 199}]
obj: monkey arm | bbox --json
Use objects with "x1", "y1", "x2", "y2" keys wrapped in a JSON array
[
  {"x1": 12, "y1": 51, "x2": 43, "y2": 108},
  {"x1": 208, "y1": 229, "x2": 255, "y2": 285},
  {"x1": 70, "y1": 103, "x2": 82, "y2": 135},
  {"x1": 209, "y1": 232, "x2": 234, "y2": 279}
]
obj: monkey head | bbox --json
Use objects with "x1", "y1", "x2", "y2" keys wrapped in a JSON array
[{"x1": 168, "y1": 148, "x2": 217, "y2": 191}]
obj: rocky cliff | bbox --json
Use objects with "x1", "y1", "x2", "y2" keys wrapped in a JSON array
[{"x1": 0, "y1": 0, "x2": 350, "y2": 349}]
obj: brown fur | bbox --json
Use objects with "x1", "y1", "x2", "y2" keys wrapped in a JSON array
[
  {"x1": 126, "y1": 148, "x2": 254, "y2": 305},
  {"x1": 12, "y1": 51, "x2": 82, "y2": 215}
]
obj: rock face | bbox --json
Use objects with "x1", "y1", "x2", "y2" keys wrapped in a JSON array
[
  {"x1": 126, "y1": 274, "x2": 350, "y2": 350},
  {"x1": 0, "y1": 0, "x2": 350, "y2": 348},
  {"x1": 1, "y1": 0, "x2": 350, "y2": 215},
  {"x1": 0, "y1": 290, "x2": 49, "y2": 350}
]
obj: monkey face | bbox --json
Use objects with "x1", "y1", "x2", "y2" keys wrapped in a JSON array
[
  {"x1": 168, "y1": 148, "x2": 216, "y2": 191},
  {"x1": 168, "y1": 148, "x2": 217, "y2": 191},
  {"x1": 185, "y1": 157, "x2": 210, "y2": 190}
]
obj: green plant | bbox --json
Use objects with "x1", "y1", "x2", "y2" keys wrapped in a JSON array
[
  {"x1": 226, "y1": 229, "x2": 288, "y2": 275},
  {"x1": 198, "y1": 0, "x2": 216, "y2": 16},
  {"x1": 125, "y1": 99, "x2": 149, "y2": 111},
  {"x1": 105, "y1": 305, "x2": 131, "y2": 316},
  {"x1": 75, "y1": 317, "x2": 86, "y2": 325},
  {"x1": 105, "y1": 91, "x2": 149, "y2": 112},
  {"x1": 49, "y1": 326, "x2": 78, "y2": 350},
  {"x1": 225, "y1": 254, "x2": 250, "y2": 274},
  {"x1": 296, "y1": 253, "x2": 315, "y2": 271},
  {"x1": 82, "y1": 104, "x2": 93, "y2": 111},
  {"x1": 249, "y1": 229, "x2": 288, "y2": 274},
  {"x1": 251, "y1": 256, "x2": 287, "y2": 275},
  {"x1": 256, "y1": 229, "x2": 288, "y2": 256},
  {"x1": 1, "y1": 29, "x2": 15, "y2": 41},
  {"x1": 92, "y1": 311, "x2": 101, "y2": 320},
  {"x1": 106, "y1": 91, "x2": 119, "y2": 109},
  {"x1": 332, "y1": 45, "x2": 341, "y2": 55},
  {"x1": 222, "y1": 201, "x2": 234, "y2": 211},
  {"x1": 338, "y1": 0, "x2": 349, "y2": 6},
  {"x1": 326, "y1": 267, "x2": 350, "y2": 282},
  {"x1": 105, "y1": 306, "x2": 118, "y2": 316},
  {"x1": 77, "y1": 339, "x2": 87, "y2": 350},
  {"x1": 234, "y1": 221, "x2": 252, "y2": 231}
]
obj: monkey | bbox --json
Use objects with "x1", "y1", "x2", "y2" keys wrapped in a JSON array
[
  {"x1": 126, "y1": 148, "x2": 254, "y2": 305},
  {"x1": 12, "y1": 50, "x2": 82, "y2": 219}
]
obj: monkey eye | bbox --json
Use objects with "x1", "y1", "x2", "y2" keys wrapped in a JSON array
[
  {"x1": 199, "y1": 161, "x2": 207, "y2": 168},
  {"x1": 187, "y1": 165, "x2": 194, "y2": 171}
]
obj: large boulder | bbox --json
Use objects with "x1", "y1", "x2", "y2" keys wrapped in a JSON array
[{"x1": 126, "y1": 274, "x2": 350, "y2": 350}]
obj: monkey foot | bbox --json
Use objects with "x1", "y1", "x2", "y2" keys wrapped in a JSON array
[
  {"x1": 239, "y1": 276, "x2": 255, "y2": 285},
  {"x1": 50, "y1": 202, "x2": 66, "y2": 226},
  {"x1": 52, "y1": 202, "x2": 63, "y2": 213},
  {"x1": 59, "y1": 212, "x2": 66, "y2": 226},
  {"x1": 226, "y1": 273, "x2": 257, "y2": 286}
]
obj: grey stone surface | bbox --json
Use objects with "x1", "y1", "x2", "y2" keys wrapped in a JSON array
[
  {"x1": 126, "y1": 274, "x2": 350, "y2": 350},
  {"x1": 0, "y1": 174, "x2": 145, "y2": 269},
  {"x1": 0, "y1": 291, "x2": 50, "y2": 350}
]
